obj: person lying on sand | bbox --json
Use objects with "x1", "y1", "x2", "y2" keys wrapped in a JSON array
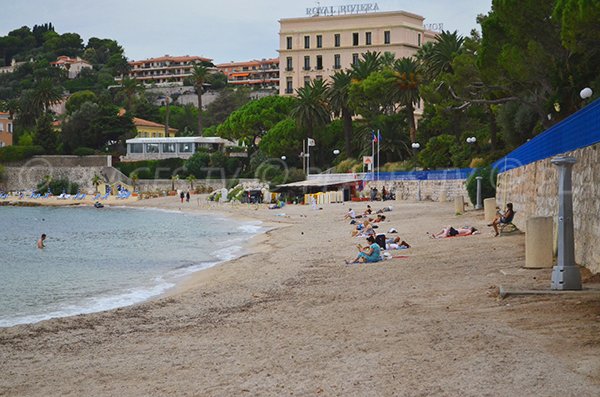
[
  {"x1": 346, "y1": 236, "x2": 382, "y2": 264},
  {"x1": 351, "y1": 220, "x2": 375, "y2": 237},
  {"x1": 385, "y1": 236, "x2": 410, "y2": 250},
  {"x1": 429, "y1": 226, "x2": 478, "y2": 239}
]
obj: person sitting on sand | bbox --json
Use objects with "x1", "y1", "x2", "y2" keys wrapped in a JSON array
[
  {"x1": 488, "y1": 203, "x2": 515, "y2": 236},
  {"x1": 385, "y1": 236, "x2": 410, "y2": 250},
  {"x1": 37, "y1": 234, "x2": 46, "y2": 249},
  {"x1": 373, "y1": 214, "x2": 386, "y2": 223},
  {"x1": 351, "y1": 220, "x2": 374, "y2": 237},
  {"x1": 344, "y1": 208, "x2": 356, "y2": 220},
  {"x1": 429, "y1": 226, "x2": 478, "y2": 239},
  {"x1": 347, "y1": 236, "x2": 382, "y2": 264},
  {"x1": 363, "y1": 205, "x2": 373, "y2": 216}
]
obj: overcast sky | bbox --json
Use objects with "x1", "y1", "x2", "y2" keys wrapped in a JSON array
[{"x1": 1, "y1": 0, "x2": 491, "y2": 64}]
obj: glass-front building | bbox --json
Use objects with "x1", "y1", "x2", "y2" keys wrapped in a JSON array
[{"x1": 122, "y1": 137, "x2": 236, "y2": 161}]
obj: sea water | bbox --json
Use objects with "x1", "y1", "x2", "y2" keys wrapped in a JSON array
[{"x1": 0, "y1": 206, "x2": 262, "y2": 327}]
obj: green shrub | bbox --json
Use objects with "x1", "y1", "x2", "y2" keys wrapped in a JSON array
[
  {"x1": 0, "y1": 145, "x2": 45, "y2": 163},
  {"x1": 37, "y1": 177, "x2": 80, "y2": 195},
  {"x1": 115, "y1": 158, "x2": 186, "y2": 179},
  {"x1": 381, "y1": 161, "x2": 412, "y2": 172},
  {"x1": 335, "y1": 158, "x2": 360, "y2": 173},
  {"x1": 466, "y1": 165, "x2": 498, "y2": 206},
  {"x1": 73, "y1": 147, "x2": 96, "y2": 156}
]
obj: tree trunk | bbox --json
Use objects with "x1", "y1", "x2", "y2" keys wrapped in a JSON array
[
  {"x1": 342, "y1": 107, "x2": 353, "y2": 156},
  {"x1": 487, "y1": 105, "x2": 498, "y2": 151},
  {"x1": 407, "y1": 106, "x2": 416, "y2": 143}
]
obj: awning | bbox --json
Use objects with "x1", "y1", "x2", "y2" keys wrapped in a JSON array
[
  {"x1": 278, "y1": 178, "x2": 358, "y2": 188},
  {"x1": 230, "y1": 72, "x2": 250, "y2": 77}
]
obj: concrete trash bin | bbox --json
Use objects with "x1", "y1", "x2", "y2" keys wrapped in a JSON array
[{"x1": 525, "y1": 216, "x2": 553, "y2": 269}]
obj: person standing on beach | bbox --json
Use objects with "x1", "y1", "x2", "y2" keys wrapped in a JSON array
[
  {"x1": 186, "y1": 191, "x2": 190, "y2": 202},
  {"x1": 180, "y1": 191, "x2": 185, "y2": 203},
  {"x1": 37, "y1": 234, "x2": 46, "y2": 249}
]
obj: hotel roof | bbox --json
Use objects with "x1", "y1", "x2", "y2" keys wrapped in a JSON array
[
  {"x1": 129, "y1": 55, "x2": 212, "y2": 65},
  {"x1": 132, "y1": 117, "x2": 178, "y2": 132}
]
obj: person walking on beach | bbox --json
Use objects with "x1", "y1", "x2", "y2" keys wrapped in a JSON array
[
  {"x1": 37, "y1": 234, "x2": 46, "y2": 249},
  {"x1": 180, "y1": 191, "x2": 185, "y2": 203},
  {"x1": 186, "y1": 191, "x2": 190, "y2": 202}
]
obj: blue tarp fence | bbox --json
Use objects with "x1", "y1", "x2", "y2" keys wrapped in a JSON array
[
  {"x1": 493, "y1": 98, "x2": 600, "y2": 173},
  {"x1": 364, "y1": 168, "x2": 474, "y2": 181}
]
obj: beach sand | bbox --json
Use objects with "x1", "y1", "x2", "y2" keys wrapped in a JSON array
[{"x1": 1, "y1": 197, "x2": 599, "y2": 396}]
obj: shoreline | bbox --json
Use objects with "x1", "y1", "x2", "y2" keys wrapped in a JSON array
[
  {"x1": 1, "y1": 198, "x2": 599, "y2": 396},
  {"x1": 0, "y1": 197, "x2": 277, "y2": 328}
]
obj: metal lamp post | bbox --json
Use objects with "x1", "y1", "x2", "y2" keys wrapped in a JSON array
[
  {"x1": 411, "y1": 143, "x2": 421, "y2": 201},
  {"x1": 550, "y1": 156, "x2": 581, "y2": 290}
]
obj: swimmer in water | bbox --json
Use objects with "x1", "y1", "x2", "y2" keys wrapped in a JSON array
[{"x1": 37, "y1": 234, "x2": 46, "y2": 249}]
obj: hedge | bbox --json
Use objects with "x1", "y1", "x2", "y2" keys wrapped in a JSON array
[{"x1": 0, "y1": 145, "x2": 45, "y2": 163}]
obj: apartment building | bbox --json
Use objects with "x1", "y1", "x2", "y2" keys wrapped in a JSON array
[
  {"x1": 216, "y1": 58, "x2": 279, "y2": 90},
  {"x1": 116, "y1": 55, "x2": 213, "y2": 86},
  {"x1": 51, "y1": 56, "x2": 93, "y2": 79},
  {"x1": 0, "y1": 112, "x2": 14, "y2": 147},
  {"x1": 278, "y1": 10, "x2": 436, "y2": 95}
]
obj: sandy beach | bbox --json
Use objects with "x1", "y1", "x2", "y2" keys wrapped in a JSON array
[{"x1": 1, "y1": 196, "x2": 599, "y2": 396}]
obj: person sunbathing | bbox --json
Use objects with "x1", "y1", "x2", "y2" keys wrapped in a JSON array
[
  {"x1": 372, "y1": 214, "x2": 386, "y2": 223},
  {"x1": 385, "y1": 236, "x2": 410, "y2": 249},
  {"x1": 346, "y1": 236, "x2": 382, "y2": 264},
  {"x1": 488, "y1": 203, "x2": 515, "y2": 236},
  {"x1": 351, "y1": 220, "x2": 375, "y2": 237},
  {"x1": 429, "y1": 226, "x2": 478, "y2": 239}
]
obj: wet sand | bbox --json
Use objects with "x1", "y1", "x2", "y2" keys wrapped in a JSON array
[{"x1": 1, "y1": 197, "x2": 599, "y2": 396}]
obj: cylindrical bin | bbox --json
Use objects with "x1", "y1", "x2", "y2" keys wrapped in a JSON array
[
  {"x1": 484, "y1": 198, "x2": 497, "y2": 223},
  {"x1": 525, "y1": 216, "x2": 554, "y2": 269},
  {"x1": 454, "y1": 196, "x2": 464, "y2": 214},
  {"x1": 439, "y1": 191, "x2": 447, "y2": 203}
]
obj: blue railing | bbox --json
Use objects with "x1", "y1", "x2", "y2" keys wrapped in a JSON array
[
  {"x1": 493, "y1": 98, "x2": 600, "y2": 173},
  {"x1": 364, "y1": 168, "x2": 474, "y2": 181}
]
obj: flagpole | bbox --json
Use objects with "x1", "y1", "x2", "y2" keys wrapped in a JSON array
[
  {"x1": 371, "y1": 133, "x2": 375, "y2": 181},
  {"x1": 307, "y1": 138, "x2": 310, "y2": 177},
  {"x1": 377, "y1": 129, "x2": 380, "y2": 181}
]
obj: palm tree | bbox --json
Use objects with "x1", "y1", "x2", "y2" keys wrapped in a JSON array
[
  {"x1": 291, "y1": 79, "x2": 330, "y2": 139},
  {"x1": 418, "y1": 30, "x2": 464, "y2": 80},
  {"x1": 130, "y1": 171, "x2": 139, "y2": 192},
  {"x1": 91, "y1": 174, "x2": 102, "y2": 193},
  {"x1": 33, "y1": 78, "x2": 63, "y2": 113},
  {"x1": 171, "y1": 174, "x2": 179, "y2": 191},
  {"x1": 350, "y1": 51, "x2": 383, "y2": 81},
  {"x1": 327, "y1": 70, "x2": 354, "y2": 156},
  {"x1": 186, "y1": 174, "x2": 197, "y2": 191},
  {"x1": 291, "y1": 80, "x2": 330, "y2": 169},
  {"x1": 190, "y1": 64, "x2": 209, "y2": 135},
  {"x1": 119, "y1": 78, "x2": 143, "y2": 112},
  {"x1": 392, "y1": 57, "x2": 421, "y2": 143}
]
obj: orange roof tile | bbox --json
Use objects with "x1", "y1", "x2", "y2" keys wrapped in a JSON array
[
  {"x1": 133, "y1": 117, "x2": 178, "y2": 132},
  {"x1": 129, "y1": 55, "x2": 212, "y2": 66}
]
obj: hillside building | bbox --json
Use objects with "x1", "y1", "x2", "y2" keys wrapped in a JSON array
[{"x1": 216, "y1": 58, "x2": 279, "y2": 90}]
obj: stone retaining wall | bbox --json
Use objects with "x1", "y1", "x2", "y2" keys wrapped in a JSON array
[
  {"x1": 135, "y1": 178, "x2": 260, "y2": 193},
  {"x1": 364, "y1": 179, "x2": 469, "y2": 202},
  {"x1": 496, "y1": 143, "x2": 600, "y2": 273}
]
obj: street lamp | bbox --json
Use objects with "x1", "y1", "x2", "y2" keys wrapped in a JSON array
[
  {"x1": 580, "y1": 87, "x2": 593, "y2": 99},
  {"x1": 333, "y1": 149, "x2": 340, "y2": 155},
  {"x1": 281, "y1": 155, "x2": 287, "y2": 161},
  {"x1": 466, "y1": 137, "x2": 477, "y2": 144},
  {"x1": 411, "y1": 142, "x2": 420, "y2": 150},
  {"x1": 411, "y1": 142, "x2": 421, "y2": 201}
]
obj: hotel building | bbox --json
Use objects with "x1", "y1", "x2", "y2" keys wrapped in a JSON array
[
  {"x1": 116, "y1": 55, "x2": 213, "y2": 86},
  {"x1": 216, "y1": 58, "x2": 279, "y2": 90},
  {"x1": 0, "y1": 112, "x2": 14, "y2": 147},
  {"x1": 278, "y1": 10, "x2": 436, "y2": 95}
]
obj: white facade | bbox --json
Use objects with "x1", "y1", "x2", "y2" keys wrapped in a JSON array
[{"x1": 122, "y1": 136, "x2": 237, "y2": 161}]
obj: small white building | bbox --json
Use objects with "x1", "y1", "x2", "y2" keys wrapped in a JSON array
[
  {"x1": 122, "y1": 136, "x2": 237, "y2": 161},
  {"x1": 51, "y1": 56, "x2": 93, "y2": 79}
]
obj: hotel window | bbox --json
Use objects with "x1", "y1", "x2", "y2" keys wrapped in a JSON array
[
  {"x1": 179, "y1": 143, "x2": 193, "y2": 153},
  {"x1": 316, "y1": 55, "x2": 323, "y2": 70},
  {"x1": 418, "y1": 33, "x2": 422, "y2": 47},
  {"x1": 8, "y1": 123, "x2": 12, "y2": 133},
  {"x1": 286, "y1": 77, "x2": 293, "y2": 94},
  {"x1": 334, "y1": 33, "x2": 341, "y2": 47},
  {"x1": 316, "y1": 35, "x2": 322, "y2": 48},
  {"x1": 129, "y1": 143, "x2": 143, "y2": 153},
  {"x1": 352, "y1": 53, "x2": 359, "y2": 65},
  {"x1": 334, "y1": 54, "x2": 341, "y2": 69},
  {"x1": 384, "y1": 30, "x2": 391, "y2": 44},
  {"x1": 286, "y1": 56, "x2": 293, "y2": 71},
  {"x1": 304, "y1": 35, "x2": 310, "y2": 49},
  {"x1": 315, "y1": 75, "x2": 323, "y2": 81},
  {"x1": 286, "y1": 36, "x2": 292, "y2": 49},
  {"x1": 353, "y1": 32, "x2": 359, "y2": 46},
  {"x1": 162, "y1": 143, "x2": 176, "y2": 153},
  {"x1": 304, "y1": 76, "x2": 310, "y2": 86},
  {"x1": 145, "y1": 143, "x2": 159, "y2": 153},
  {"x1": 365, "y1": 32, "x2": 372, "y2": 45},
  {"x1": 304, "y1": 56, "x2": 310, "y2": 70}
]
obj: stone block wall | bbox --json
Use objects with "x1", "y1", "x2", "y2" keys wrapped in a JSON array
[
  {"x1": 496, "y1": 143, "x2": 600, "y2": 273},
  {"x1": 364, "y1": 179, "x2": 469, "y2": 202}
]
